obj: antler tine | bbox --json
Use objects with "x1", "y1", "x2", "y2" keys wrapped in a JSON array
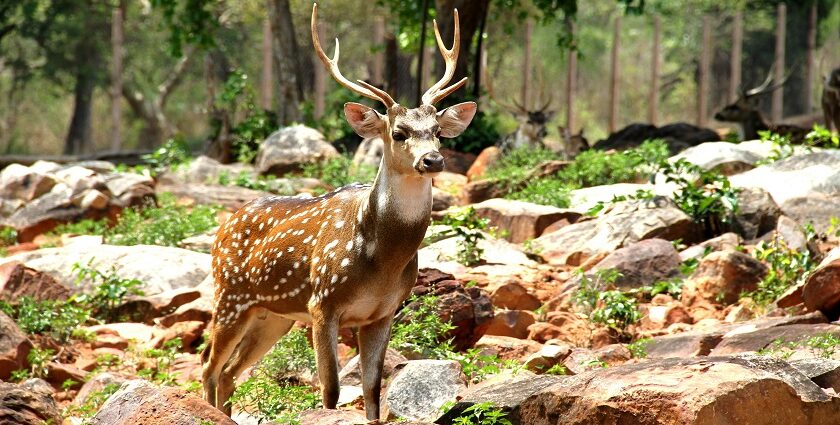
[
  {"x1": 421, "y1": 9, "x2": 468, "y2": 105},
  {"x1": 745, "y1": 64, "x2": 776, "y2": 97},
  {"x1": 311, "y1": 3, "x2": 395, "y2": 108},
  {"x1": 485, "y1": 70, "x2": 526, "y2": 115}
]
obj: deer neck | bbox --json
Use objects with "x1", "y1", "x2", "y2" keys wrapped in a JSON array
[
  {"x1": 360, "y1": 156, "x2": 432, "y2": 261},
  {"x1": 744, "y1": 110, "x2": 770, "y2": 139}
]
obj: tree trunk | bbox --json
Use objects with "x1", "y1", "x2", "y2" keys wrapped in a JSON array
[
  {"x1": 433, "y1": 0, "x2": 490, "y2": 101},
  {"x1": 772, "y1": 3, "x2": 786, "y2": 121},
  {"x1": 729, "y1": 10, "x2": 743, "y2": 102},
  {"x1": 65, "y1": 66, "x2": 96, "y2": 155},
  {"x1": 267, "y1": 0, "x2": 303, "y2": 124},
  {"x1": 415, "y1": 0, "x2": 430, "y2": 105},
  {"x1": 261, "y1": 18, "x2": 274, "y2": 111},
  {"x1": 805, "y1": 2, "x2": 817, "y2": 112},
  {"x1": 698, "y1": 16, "x2": 711, "y2": 126},
  {"x1": 648, "y1": 15, "x2": 660, "y2": 125},
  {"x1": 204, "y1": 49, "x2": 235, "y2": 163},
  {"x1": 110, "y1": 5, "x2": 124, "y2": 152},
  {"x1": 521, "y1": 19, "x2": 533, "y2": 109},
  {"x1": 608, "y1": 16, "x2": 621, "y2": 133}
]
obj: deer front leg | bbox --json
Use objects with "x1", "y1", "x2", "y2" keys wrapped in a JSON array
[
  {"x1": 312, "y1": 311, "x2": 340, "y2": 409},
  {"x1": 358, "y1": 315, "x2": 393, "y2": 421}
]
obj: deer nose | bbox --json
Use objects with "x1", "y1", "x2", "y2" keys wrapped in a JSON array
[{"x1": 419, "y1": 152, "x2": 445, "y2": 173}]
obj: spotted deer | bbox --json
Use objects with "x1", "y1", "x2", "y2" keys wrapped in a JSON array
[{"x1": 201, "y1": 4, "x2": 476, "y2": 420}]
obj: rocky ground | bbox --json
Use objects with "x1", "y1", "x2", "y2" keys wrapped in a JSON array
[{"x1": 1, "y1": 126, "x2": 840, "y2": 424}]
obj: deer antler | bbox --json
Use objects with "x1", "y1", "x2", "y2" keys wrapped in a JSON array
[
  {"x1": 485, "y1": 71, "x2": 527, "y2": 115},
  {"x1": 745, "y1": 63, "x2": 790, "y2": 98},
  {"x1": 421, "y1": 9, "x2": 468, "y2": 106},
  {"x1": 311, "y1": 3, "x2": 396, "y2": 109}
]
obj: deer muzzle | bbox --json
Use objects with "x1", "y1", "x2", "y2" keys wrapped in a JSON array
[{"x1": 416, "y1": 151, "x2": 445, "y2": 174}]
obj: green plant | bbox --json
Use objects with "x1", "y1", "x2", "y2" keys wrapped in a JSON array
[
  {"x1": 804, "y1": 333, "x2": 840, "y2": 358},
  {"x1": 757, "y1": 333, "x2": 840, "y2": 360},
  {"x1": 444, "y1": 109, "x2": 503, "y2": 155},
  {"x1": 433, "y1": 207, "x2": 490, "y2": 266},
  {"x1": 649, "y1": 278, "x2": 683, "y2": 299},
  {"x1": 0, "y1": 297, "x2": 91, "y2": 342},
  {"x1": 446, "y1": 348, "x2": 521, "y2": 384},
  {"x1": 758, "y1": 130, "x2": 796, "y2": 163},
  {"x1": 106, "y1": 193, "x2": 219, "y2": 247},
  {"x1": 585, "y1": 188, "x2": 656, "y2": 216},
  {"x1": 745, "y1": 236, "x2": 815, "y2": 307},
  {"x1": 590, "y1": 291, "x2": 641, "y2": 333},
  {"x1": 627, "y1": 338, "x2": 652, "y2": 359},
  {"x1": 297, "y1": 155, "x2": 376, "y2": 191},
  {"x1": 656, "y1": 158, "x2": 740, "y2": 237},
  {"x1": 506, "y1": 177, "x2": 573, "y2": 208},
  {"x1": 0, "y1": 227, "x2": 17, "y2": 246},
  {"x1": 72, "y1": 260, "x2": 144, "y2": 322},
  {"x1": 215, "y1": 69, "x2": 278, "y2": 164},
  {"x1": 63, "y1": 382, "x2": 121, "y2": 419},
  {"x1": 391, "y1": 294, "x2": 456, "y2": 359},
  {"x1": 27, "y1": 346, "x2": 54, "y2": 378},
  {"x1": 452, "y1": 402, "x2": 512, "y2": 425},
  {"x1": 543, "y1": 364, "x2": 568, "y2": 375},
  {"x1": 572, "y1": 268, "x2": 623, "y2": 313},
  {"x1": 48, "y1": 219, "x2": 108, "y2": 237},
  {"x1": 143, "y1": 136, "x2": 192, "y2": 175},
  {"x1": 228, "y1": 329, "x2": 319, "y2": 424},
  {"x1": 10, "y1": 368, "x2": 30, "y2": 382},
  {"x1": 804, "y1": 124, "x2": 840, "y2": 148},
  {"x1": 137, "y1": 338, "x2": 183, "y2": 386}
]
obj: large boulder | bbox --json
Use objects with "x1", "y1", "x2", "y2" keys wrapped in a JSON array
[
  {"x1": 731, "y1": 187, "x2": 782, "y2": 240},
  {"x1": 255, "y1": 125, "x2": 339, "y2": 175},
  {"x1": 1, "y1": 186, "x2": 88, "y2": 242},
  {"x1": 437, "y1": 375, "x2": 564, "y2": 424},
  {"x1": 338, "y1": 348, "x2": 407, "y2": 386},
  {"x1": 514, "y1": 356, "x2": 840, "y2": 425},
  {"x1": 0, "y1": 261, "x2": 70, "y2": 302},
  {"x1": 681, "y1": 249, "x2": 768, "y2": 309},
  {"x1": 352, "y1": 136, "x2": 384, "y2": 168},
  {"x1": 383, "y1": 360, "x2": 466, "y2": 421},
  {"x1": 534, "y1": 196, "x2": 699, "y2": 266},
  {"x1": 729, "y1": 150, "x2": 840, "y2": 205},
  {"x1": 781, "y1": 193, "x2": 840, "y2": 235},
  {"x1": 568, "y1": 183, "x2": 656, "y2": 214},
  {"x1": 670, "y1": 140, "x2": 779, "y2": 175},
  {"x1": 471, "y1": 198, "x2": 580, "y2": 243},
  {"x1": 803, "y1": 248, "x2": 840, "y2": 318},
  {"x1": 90, "y1": 379, "x2": 236, "y2": 425},
  {"x1": 0, "y1": 163, "x2": 57, "y2": 201},
  {"x1": 418, "y1": 229, "x2": 536, "y2": 276},
  {"x1": 407, "y1": 269, "x2": 494, "y2": 351},
  {"x1": 156, "y1": 181, "x2": 275, "y2": 210},
  {"x1": 586, "y1": 238, "x2": 682, "y2": 290},
  {"x1": 709, "y1": 323, "x2": 840, "y2": 356},
  {"x1": 0, "y1": 311, "x2": 32, "y2": 381},
  {"x1": 0, "y1": 379, "x2": 62, "y2": 425}
]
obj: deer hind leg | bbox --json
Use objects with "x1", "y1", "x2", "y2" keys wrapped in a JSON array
[
  {"x1": 202, "y1": 307, "x2": 255, "y2": 412},
  {"x1": 312, "y1": 310, "x2": 340, "y2": 409},
  {"x1": 216, "y1": 311, "x2": 295, "y2": 415},
  {"x1": 358, "y1": 315, "x2": 393, "y2": 421}
]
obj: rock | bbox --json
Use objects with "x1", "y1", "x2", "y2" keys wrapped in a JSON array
[
  {"x1": 90, "y1": 379, "x2": 236, "y2": 425},
  {"x1": 436, "y1": 375, "x2": 564, "y2": 425},
  {"x1": 171, "y1": 155, "x2": 256, "y2": 184},
  {"x1": 0, "y1": 261, "x2": 70, "y2": 302},
  {"x1": 670, "y1": 140, "x2": 767, "y2": 174},
  {"x1": 790, "y1": 358, "x2": 840, "y2": 392},
  {"x1": 781, "y1": 193, "x2": 840, "y2": 235},
  {"x1": 408, "y1": 270, "x2": 494, "y2": 351},
  {"x1": 729, "y1": 150, "x2": 840, "y2": 205},
  {"x1": 431, "y1": 187, "x2": 458, "y2": 212},
  {"x1": 679, "y1": 232, "x2": 741, "y2": 261},
  {"x1": 440, "y1": 148, "x2": 476, "y2": 175},
  {"x1": 0, "y1": 379, "x2": 62, "y2": 425},
  {"x1": 681, "y1": 249, "x2": 768, "y2": 308},
  {"x1": 466, "y1": 146, "x2": 501, "y2": 181},
  {"x1": 471, "y1": 198, "x2": 579, "y2": 244},
  {"x1": 485, "y1": 309, "x2": 537, "y2": 339},
  {"x1": 256, "y1": 125, "x2": 339, "y2": 175},
  {"x1": 568, "y1": 183, "x2": 656, "y2": 214},
  {"x1": 540, "y1": 311, "x2": 591, "y2": 346},
  {"x1": 474, "y1": 335, "x2": 543, "y2": 361},
  {"x1": 0, "y1": 163, "x2": 57, "y2": 201},
  {"x1": 7, "y1": 244, "x2": 210, "y2": 297},
  {"x1": 524, "y1": 342, "x2": 573, "y2": 373},
  {"x1": 526, "y1": 322, "x2": 566, "y2": 344},
  {"x1": 517, "y1": 356, "x2": 840, "y2": 425},
  {"x1": 586, "y1": 238, "x2": 682, "y2": 290},
  {"x1": 299, "y1": 409, "x2": 369, "y2": 425},
  {"x1": 593, "y1": 122, "x2": 719, "y2": 154},
  {"x1": 731, "y1": 187, "x2": 782, "y2": 240},
  {"x1": 418, "y1": 231, "x2": 535, "y2": 276},
  {"x1": 338, "y1": 348, "x2": 407, "y2": 386},
  {"x1": 352, "y1": 136, "x2": 384, "y2": 168},
  {"x1": 150, "y1": 320, "x2": 206, "y2": 351},
  {"x1": 459, "y1": 179, "x2": 508, "y2": 205},
  {"x1": 156, "y1": 182, "x2": 274, "y2": 211},
  {"x1": 432, "y1": 172, "x2": 468, "y2": 199},
  {"x1": 45, "y1": 362, "x2": 87, "y2": 389},
  {"x1": 54, "y1": 166, "x2": 106, "y2": 194},
  {"x1": 710, "y1": 323, "x2": 840, "y2": 356},
  {"x1": 0, "y1": 311, "x2": 32, "y2": 381},
  {"x1": 1, "y1": 186, "x2": 88, "y2": 242},
  {"x1": 535, "y1": 196, "x2": 699, "y2": 266},
  {"x1": 490, "y1": 281, "x2": 541, "y2": 311},
  {"x1": 77, "y1": 189, "x2": 110, "y2": 209},
  {"x1": 383, "y1": 360, "x2": 466, "y2": 421},
  {"x1": 639, "y1": 303, "x2": 693, "y2": 331},
  {"x1": 560, "y1": 348, "x2": 605, "y2": 375},
  {"x1": 802, "y1": 248, "x2": 840, "y2": 317},
  {"x1": 774, "y1": 215, "x2": 812, "y2": 252}
]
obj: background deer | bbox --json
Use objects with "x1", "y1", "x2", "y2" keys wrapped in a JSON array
[
  {"x1": 714, "y1": 66, "x2": 809, "y2": 142},
  {"x1": 201, "y1": 4, "x2": 476, "y2": 421},
  {"x1": 823, "y1": 67, "x2": 840, "y2": 132}
]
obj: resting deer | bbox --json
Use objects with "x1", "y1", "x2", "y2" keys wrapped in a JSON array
[
  {"x1": 485, "y1": 74, "x2": 555, "y2": 151},
  {"x1": 714, "y1": 66, "x2": 808, "y2": 142},
  {"x1": 201, "y1": 4, "x2": 476, "y2": 420},
  {"x1": 823, "y1": 67, "x2": 840, "y2": 132}
]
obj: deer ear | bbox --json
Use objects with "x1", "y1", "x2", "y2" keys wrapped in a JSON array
[
  {"x1": 437, "y1": 102, "x2": 477, "y2": 138},
  {"x1": 344, "y1": 103, "x2": 385, "y2": 138}
]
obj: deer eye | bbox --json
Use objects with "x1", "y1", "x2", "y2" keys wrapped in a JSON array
[{"x1": 392, "y1": 131, "x2": 407, "y2": 142}]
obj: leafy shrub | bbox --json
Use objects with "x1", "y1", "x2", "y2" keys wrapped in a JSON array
[
  {"x1": 627, "y1": 338, "x2": 652, "y2": 359},
  {"x1": 571, "y1": 268, "x2": 623, "y2": 313},
  {"x1": 433, "y1": 207, "x2": 490, "y2": 266},
  {"x1": 451, "y1": 401, "x2": 512, "y2": 425},
  {"x1": 391, "y1": 294, "x2": 456, "y2": 359},
  {"x1": 63, "y1": 383, "x2": 121, "y2": 419},
  {"x1": 137, "y1": 337, "x2": 183, "y2": 386},
  {"x1": 0, "y1": 297, "x2": 91, "y2": 342},
  {"x1": 72, "y1": 260, "x2": 145, "y2": 322},
  {"x1": 506, "y1": 178, "x2": 573, "y2": 208},
  {"x1": 0, "y1": 227, "x2": 17, "y2": 246},
  {"x1": 445, "y1": 109, "x2": 503, "y2": 155},
  {"x1": 590, "y1": 291, "x2": 641, "y2": 332},
  {"x1": 805, "y1": 124, "x2": 840, "y2": 148},
  {"x1": 107, "y1": 193, "x2": 219, "y2": 246},
  {"x1": 481, "y1": 145, "x2": 558, "y2": 187},
  {"x1": 48, "y1": 219, "x2": 108, "y2": 237},
  {"x1": 229, "y1": 329, "x2": 319, "y2": 424},
  {"x1": 446, "y1": 348, "x2": 521, "y2": 384},
  {"x1": 143, "y1": 136, "x2": 192, "y2": 175},
  {"x1": 297, "y1": 155, "x2": 377, "y2": 191},
  {"x1": 215, "y1": 69, "x2": 278, "y2": 164},
  {"x1": 558, "y1": 139, "x2": 668, "y2": 188},
  {"x1": 745, "y1": 236, "x2": 815, "y2": 307}
]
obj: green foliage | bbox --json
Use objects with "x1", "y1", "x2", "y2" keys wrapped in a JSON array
[
  {"x1": 150, "y1": 0, "x2": 217, "y2": 56},
  {"x1": 452, "y1": 402, "x2": 513, "y2": 425},
  {"x1": 72, "y1": 260, "x2": 145, "y2": 322},
  {"x1": 297, "y1": 155, "x2": 377, "y2": 191},
  {"x1": 137, "y1": 337, "x2": 183, "y2": 386},
  {"x1": 0, "y1": 297, "x2": 91, "y2": 343},
  {"x1": 48, "y1": 219, "x2": 108, "y2": 238},
  {"x1": 560, "y1": 140, "x2": 669, "y2": 187},
  {"x1": 143, "y1": 136, "x2": 192, "y2": 175},
  {"x1": 572, "y1": 268, "x2": 623, "y2": 313},
  {"x1": 303, "y1": 86, "x2": 367, "y2": 143},
  {"x1": 446, "y1": 348, "x2": 521, "y2": 384},
  {"x1": 215, "y1": 70, "x2": 278, "y2": 164},
  {"x1": 481, "y1": 145, "x2": 559, "y2": 188},
  {"x1": 506, "y1": 178, "x2": 573, "y2": 208},
  {"x1": 63, "y1": 383, "x2": 121, "y2": 419},
  {"x1": 804, "y1": 333, "x2": 840, "y2": 358},
  {"x1": 543, "y1": 364, "x2": 568, "y2": 375},
  {"x1": 106, "y1": 193, "x2": 219, "y2": 247},
  {"x1": 445, "y1": 109, "x2": 503, "y2": 155},
  {"x1": 0, "y1": 227, "x2": 17, "y2": 246},
  {"x1": 758, "y1": 333, "x2": 840, "y2": 360},
  {"x1": 657, "y1": 158, "x2": 740, "y2": 237},
  {"x1": 585, "y1": 188, "x2": 656, "y2": 216},
  {"x1": 590, "y1": 291, "x2": 641, "y2": 332},
  {"x1": 805, "y1": 124, "x2": 840, "y2": 148},
  {"x1": 391, "y1": 294, "x2": 456, "y2": 359},
  {"x1": 434, "y1": 207, "x2": 490, "y2": 266},
  {"x1": 759, "y1": 130, "x2": 796, "y2": 164},
  {"x1": 229, "y1": 329, "x2": 319, "y2": 424},
  {"x1": 648, "y1": 278, "x2": 684, "y2": 299},
  {"x1": 745, "y1": 236, "x2": 815, "y2": 307},
  {"x1": 627, "y1": 338, "x2": 652, "y2": 359},
  {"x1": 27, "y1": 346, "x2": 54, "y2": 378}
]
